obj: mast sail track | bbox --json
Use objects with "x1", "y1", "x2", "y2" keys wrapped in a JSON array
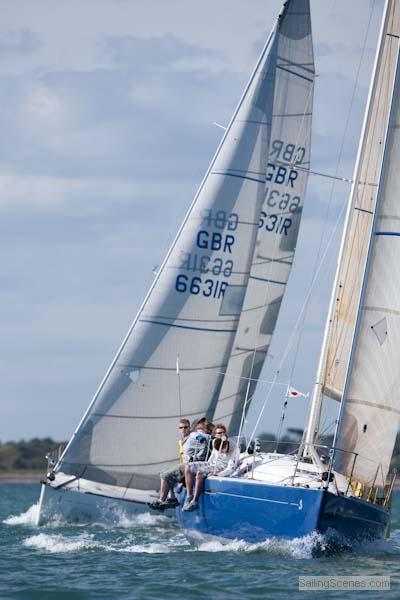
[
  {"x1": 212, "y1": 0, "x2": 314, "y2": 432},
  {"x1": 56, "y1": 0, "x2": 314, "y2": 493},
  {"x1": 304, "y1": 0, "x2": 400, "y2": 448}
]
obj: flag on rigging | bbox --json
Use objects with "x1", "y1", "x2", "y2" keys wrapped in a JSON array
[{"x1": 288, "y1": 386, "x2": 308, "y2": 398}]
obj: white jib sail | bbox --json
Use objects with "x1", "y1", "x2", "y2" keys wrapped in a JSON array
[
  {"x1": 305, "y1": 0, "x2": 400, "y2": 446},
  {"x1": 335, "y1": 0, "x2": 400, "y2": 486},
  {"x1": 57, "y1": 2, "x2": 308, "y2": 493},
  {"x1": 212, "y1": 0, "x2": 314, "y2": 433}
]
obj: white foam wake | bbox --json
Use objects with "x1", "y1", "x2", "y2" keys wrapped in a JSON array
[
  {"x1": 22, "y1": 528, "x2": 398, "y2": 556},
  {"x1": 3, "y1": 503, "x2": 40, "y2": 526},
  {"x1": 23, "y1": 533, "x2": 98, "y2": 553},
  {"x1": 111, "y1": 510, "x2": 172, "y2": 529},
  {"x1": 115, "y1": 542, "x2": 171, "y2": 554},
  {"x1": 22, "y1": 532, "x2": 179, "y2": 554},
  {"x1": 5, "y1": 502, "x2": 173, "y2": 530},
  {"x1": 194, "y1": 531, "x2": 325, "y2": 559}
]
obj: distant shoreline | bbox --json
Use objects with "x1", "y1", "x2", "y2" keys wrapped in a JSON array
[{"x1": 0, "y1": 471, "x2": 44, "y2": 484}]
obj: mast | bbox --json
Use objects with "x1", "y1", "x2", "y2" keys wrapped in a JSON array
[{"x1": 304, "y1": 0, "x2": 393, "y2": 449}]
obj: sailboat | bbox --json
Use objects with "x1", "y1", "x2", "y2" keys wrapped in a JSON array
[
  {"x1": 177, "y1": 0, "x2": 399, "y2": 543},
  {"x1": 37, "y1": 0, "x2": 313, "y2": 524},
  {"x1": 37, "y1": 0, "x2": 398, "y2": 546}
]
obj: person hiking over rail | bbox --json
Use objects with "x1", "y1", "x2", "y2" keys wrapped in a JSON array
[
  {"x1": 183, "y1": 424, "x2": 233, "y2": 512},
  {"x1": 149, "y1": 418, "x2": 210, "y2": 510}
]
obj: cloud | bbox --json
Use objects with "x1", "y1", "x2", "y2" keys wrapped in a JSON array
[
  {"x1": 102, "y1": 32, "x2": 220, "y2": 70},
  {"x1": 0, "y1": 0, "x2": 385, "y2": 441},
  {"x1": 0, "y1": 30, "x2": 40, "y2": 55},
  {"x1": 0, "y1": 34, "x2": 240, "y2": 185}
]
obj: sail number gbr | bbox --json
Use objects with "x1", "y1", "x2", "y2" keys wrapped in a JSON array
[{"x1": 175, "y1": 209, "x2": 237, "y2": 299}]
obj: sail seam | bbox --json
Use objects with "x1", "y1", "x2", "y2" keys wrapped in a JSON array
[
  {"x1": 91, "y1": 412, "x2": 209, "y2": 420},
  {"x1": 346, "y1": 398, "x2": 400, "y2": 414},
  {"x1": 141, "y1": 315, "x2": 238, "y2": 323},
  {"x1": 272, "y1": 112, "x2": 313, "y2": 118},
  {"x1": 120, "y1": 364, "x2": 229, "y2": 372},
  {"x1": 210, "y1": 171, "x2": 265, "y2": 184},
  {"x1": 236, "y1": 119, "x2": 270, "y2": 126},
  {"x1": 277, "y1": 55, "x2": 315, "y2": 74},
  {"x1": 276, "y1": 65, "x2": 314, "y2": 83},
  {"x1": 364, "y1": 305, "x2": 400, "y2": 315},
  {"x1": 139, "y1": 319, "x2": 237, "y2": 333},
  {"x1": 375, "y1": 230, "x2": 400, "y2": 235},
  {"x1": 213, "y1": 166, "x2": 266, "y2": 176},
  {"x1": 249, "y1": 275, "x2": 286, "y2": 285}
]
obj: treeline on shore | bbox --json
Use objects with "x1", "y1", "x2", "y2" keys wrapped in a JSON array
[
  {"x1": 0, "y1": 438, "x2": 66, "y2": 472},
  {"x1": 1, "y1": 430, "x2": 399, "y2": 473}
]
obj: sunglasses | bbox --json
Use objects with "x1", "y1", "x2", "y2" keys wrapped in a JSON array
[
  {"x1": 179, "y1": 426, "x2": 190, "y2": 429},
  {"x1": 215, "y1": 430, "x2": 225, "y2": 434}
]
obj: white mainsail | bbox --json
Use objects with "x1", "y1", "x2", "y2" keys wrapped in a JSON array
[
  {"x1": 305, "y1": 0, "x2": 400, "y2": 446},
  {"x1": 56, "y1": 0, "x2": 313, "y2": 493},
  {"x1": 212, "y1": 0, "x2": 314, "y2": 432},
  {"x1": 334, "y1": 0, "x2": 400, "y2": 485}
]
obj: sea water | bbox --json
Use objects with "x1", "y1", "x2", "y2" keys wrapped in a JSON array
[{"x1": 1, "y1": 483, "x2": 399, "y2": 599}]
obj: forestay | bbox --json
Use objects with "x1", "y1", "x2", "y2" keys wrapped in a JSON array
[
  {"x1": 57, "y1": 1, "x2": 311, "y2": 493},
  {"x1": 335, "y1": 0, "x2": 400, "y2": 485},
  {"x1": 212, "y1": 0, "x2": 314, "y2": 433}
]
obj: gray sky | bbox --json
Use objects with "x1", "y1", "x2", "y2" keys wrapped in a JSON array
[{"x1": 0, "y1": 0, "x2": 384, "y2": 441}]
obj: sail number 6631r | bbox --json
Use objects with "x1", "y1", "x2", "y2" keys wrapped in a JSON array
[{"x1": 175, "y1": 274, "x2": 228, "y2": 298}]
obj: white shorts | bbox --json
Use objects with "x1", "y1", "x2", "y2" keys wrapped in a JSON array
[{"x1": 189, "y1": 462, "x2": 214, "y2": 476}]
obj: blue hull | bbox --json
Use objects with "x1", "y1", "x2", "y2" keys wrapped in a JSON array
[{"x1": 176, "y1": 477, "x2": 389, "y2": 544}]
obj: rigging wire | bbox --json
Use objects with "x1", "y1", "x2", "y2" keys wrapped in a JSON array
[
  {"x1": 247, "y1": 195, "x2": 348, "y2": 446},
  {"x1": 176, "y1": 354, "x2": 182, "y2": 417}
]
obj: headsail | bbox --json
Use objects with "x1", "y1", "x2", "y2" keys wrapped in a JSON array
[
  {"x1": 305, "y1": 0, "x2": 400, "y2": 446},
  {"x1": 57, "y1": 1, "x2": 309, "y2": 493},
  {"x1": 212, "y1": 0, "x2": 314, "y2": 433},
  {"x1": 334, "y1": 0, "x2": 400, "y2": 485}
]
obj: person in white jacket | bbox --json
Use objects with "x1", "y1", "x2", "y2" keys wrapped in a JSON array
[
  {"x1": 183, "y1": 424, "x2": 234, "y2": 511},
  {"x1": 150, "y1": 418, "x2": 211, "y2": 510}
]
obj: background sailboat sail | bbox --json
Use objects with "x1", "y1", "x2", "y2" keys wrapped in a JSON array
[
  {"x1": 57, "y1": 1, "x2": 311, "y2": 493},
  {"x1": 212, "y1": 0, "x2": 314, "y2": 432},
  {"x1": 335, "y1": 0, "x2": 400, "y2": 485},
  {"x1": 305, "y1": 0, "x2": 400, "y2": 445}
]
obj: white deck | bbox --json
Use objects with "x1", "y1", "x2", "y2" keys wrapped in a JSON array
[{"x1": 225, "y1": 452, "x2": 350, "y2": 495}]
